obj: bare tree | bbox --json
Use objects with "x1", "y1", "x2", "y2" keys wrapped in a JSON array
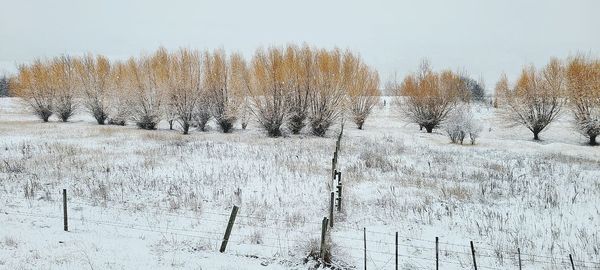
[
  {"x1": 166, "y1": 48, "x2": 202, "y2": 135},
  {"x1": 342, "y1": 51, "x2": 380, "y2": 129},
  {"x1": 247, "y1": 47, "x2": 289, "y2": 137},
  {"x1": 75, "y1": 54, "x2": 112, "y2": 124},
  {"x1": 203, "y1": 49, "x2": 244, "y2": 133},
  {"x1": 566, "y1": 56, "x2": 600, "y2": 145},
  {"x1": 15, "y1": 60, "x2": 55, "y2": 122},
  {"x1": 394, "y1": 61, "x2": 463, "y2": 133},
  {"x1": 497, "y1": 59, "x2": 566, "y2": 140},
  {"x1": 308, "y1": 49, "x2": 346, "y2": 136}
]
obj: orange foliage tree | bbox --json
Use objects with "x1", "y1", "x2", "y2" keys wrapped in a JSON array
[{"x1": 566, "y1": 56, "x2": 600, "y2": 145}]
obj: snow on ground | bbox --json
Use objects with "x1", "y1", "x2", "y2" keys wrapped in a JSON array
[{"x1": 0, "y1": 97, "x2": 599, "y2": 270}]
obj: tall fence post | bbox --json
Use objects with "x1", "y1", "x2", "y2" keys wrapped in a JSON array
[
  {"x1": 470, "y1": 241, "x2": 478, "y2": 270},
  {"x1": 395, "y1": 232, "x2": 398, "y2": 270},
  {"x1": 363, "y1": 227, "x2": 367, "y2": 270},
  {"x1": 435, "y1": 237, "x2": 439, "y2": 270},
  {"x1": 320, "y1": 217, "x2": 328, "y2": 259},
  {"x1": 569, "y1": 254, "x2": 575, "y2": 270},
  {"x1": 219, "y1": 205, "x2": 239, "y2": 253},
  {"x1": 62, "y1": 189, "x2": 68, "y2": 232},
  {"x1": 517, "y1": 248, "x2": 522, "y2": 270}
]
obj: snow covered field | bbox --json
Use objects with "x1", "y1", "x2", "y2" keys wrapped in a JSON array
[{"x1": 1, "y1": 97, "x2": 599, "y2": 270}]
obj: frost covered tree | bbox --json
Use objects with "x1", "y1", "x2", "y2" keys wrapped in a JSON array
[
  {"x1": 394, "y1": 61, "x2": 464, "y2": 133},
  {"x1": 127, "y1": 48, "x2": 169, "y2": 130},
  {"x1": 166, "y1": 48, "x2": 203, "y2": 135},
  {"x1": 496, "y1": 59, "x2": 565, "y2": 141},
  {"x1": 566, "y1": 56, "x2": 600, "y2": 145},
  {"x1": 308, "y1": 49, "x2": 346, "y2": 136},
  {"x1": 203, "y1": 50, "x2": 245, "y2": 133},
  {"x1": 15, "y1": 60, "x2": 55, "y2": 122},
  {"x1": 444, "y1": 105, "x2": 482, "y2": 144},
  {"x1": 247, "y1": 47, "x2": 290, "y2": 137},
  {"x1": 75, "y1": 54, "x2": 112, "y2": 124},
  {"x1": 342, "y1": 51, "x2": 380, "y2": 129}
]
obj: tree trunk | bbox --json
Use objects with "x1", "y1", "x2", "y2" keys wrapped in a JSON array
[
  {"x1": 96, "y1": 117, "x2": 106, "y2": 125},
  {"x1": 182, "y1": 123, "x2": 190, "y2": 135},
  {"x1": 169, "y1": 120, "x2": 174, "y2": 130},
  {"x1": 533, "y1": 131, "x2": 540, "y2": 141},
  {"x1": 357, "y1": 122, "x2": 364, "y2": 130},
  {"x1": 590, "y1": 135, "x2": 598, "y2": 146},
  {"x1": 425, "y1": 126, "x2": 433, "y2": 133}
]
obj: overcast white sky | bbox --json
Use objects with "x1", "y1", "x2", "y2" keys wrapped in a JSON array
[{"x1": 1, "y1": 0, "x2": 599, "y2": 90}]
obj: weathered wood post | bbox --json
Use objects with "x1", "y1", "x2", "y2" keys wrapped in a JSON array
[
  {"x1": 470, "y1": 241, "x2": 478, "y2": 270},
  {"x1": 62, "y1": 189, "x2": 68, "y2": 232},
  {"x1": 364, "y1": 228, "x2": 367, "y2": 270},
  {"x1": 219, "y1": 205, "x2": 239, "y2": 253},
  {"x1": 329, "y1": 192, "x2": 334, "y2": 228},
  {"x1": 435, "y1": 237, "x2": 439, "y2": 270},
  {"x1": 517, "y1": 248, "x2": 522, "y2": 270},
  {"x1": 320, "y1": 217, "x2": 328, "y2": 259},
  {"x1": 395, "y1": 232, "x2": 398, "y2": 270}
]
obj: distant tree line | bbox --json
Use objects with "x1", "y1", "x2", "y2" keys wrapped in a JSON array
[{"x1": 12, "y1": 44, "x2": 380, "y2": 136}]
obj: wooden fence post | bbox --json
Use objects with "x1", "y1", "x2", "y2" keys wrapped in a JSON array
[
  {"x1": 62, "y1": 189, "x2": 68, "y2": 232},
  {"x1": 219, "y1": 205, "x2": 239, "y2": 253},
  {"x1": 329, "y1": 192, "x2": 334, "y2": 228},
  {"x1": 395, "y1": 232, "x2": 398, "y2": 270},
  {"x1": 336, "y1": 172, "x2": 342, "y2": 212},
  {"x1": 435, "y1": 237, "x2": 439, "y2": 270},
  {"x1": 364, "y1": 227, "x2": 367, "y2": 270},
  {"x1": 470, "y1": 241, "x2": 478, "y2": 270},
  {"x1": 569, "y1": 254, "x2": 575, "y2": 270},
  {"x1": 320, "y1": 217, "x2": 328, "y2": 259},
  {"x1": 517, "y1": 248, "x2": 522, "y2": 270}
]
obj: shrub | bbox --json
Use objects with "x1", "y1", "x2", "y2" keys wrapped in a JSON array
[{"x1": 444, "y1": 105, "x2": 482, "y2": 145}]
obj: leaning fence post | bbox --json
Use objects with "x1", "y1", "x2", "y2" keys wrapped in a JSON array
[
  {"x1": 569, "y1": 254, "x2": 575, "y2": 270},
  {"x1": 219, "y1": 205, "x2": 239, "y2": 253},
  {"x1": 470, "y1": 241, "x2": 478, "y2": 270},
  {"x1": 329, "y1": 192, "x2": 334, "y2": 228},
  {"x1": 517, "y1": 248, "x2": 522, "y2": 270},
  {"x1": 435, "y1": 237, "x2": 439, "y2": 270},
  {"x1": 320, "y1": 217, "x2": 328, "y2": 259},
  {"x1": 62, "y1": 189, "x2": 68, "y2": 232},
  {"x1": 364, "y1": 227, "x2": 367, "y2": 270}
]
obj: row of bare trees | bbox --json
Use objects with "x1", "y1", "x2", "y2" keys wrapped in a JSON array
[
  {"x1": 393, "y1": 56, "x2": 599, "y2": 146},
  {"x1": 13, "y1": 45, "x2": 380, "y2": 136},
  {"x1": 495, "y1": 56, "x2": 600, "y2": 145}
]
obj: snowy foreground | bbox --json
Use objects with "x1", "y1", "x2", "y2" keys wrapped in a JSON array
[{"x1": 1, "y1": 97, "x2": 599, "y2": 270}]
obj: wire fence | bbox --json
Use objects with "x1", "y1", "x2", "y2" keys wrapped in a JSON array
[{"x1": 1, "y1": 126, "x2": 599, "y2": 269}]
